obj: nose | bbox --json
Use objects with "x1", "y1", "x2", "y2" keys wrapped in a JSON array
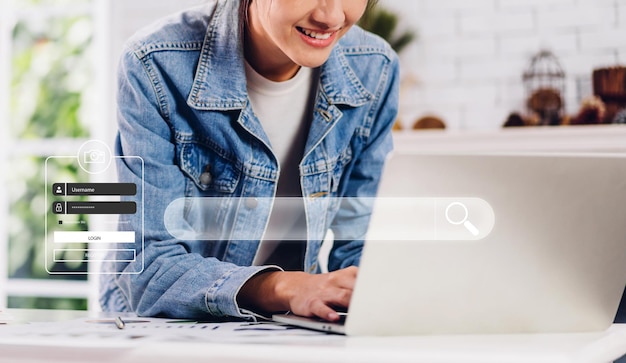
[{"x1": 310, "y1": 0, "x2": 346, "y2": 30}]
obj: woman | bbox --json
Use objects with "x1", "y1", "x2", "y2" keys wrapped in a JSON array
[{"x1": 100, "y1": 0, "x2": 399, "y2": 322}]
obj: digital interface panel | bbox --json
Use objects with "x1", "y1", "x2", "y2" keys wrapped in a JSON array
[{"x1": 44, "y1": 140, "x2": 143, "y2": 275}]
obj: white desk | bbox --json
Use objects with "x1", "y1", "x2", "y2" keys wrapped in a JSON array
[{"x1": 1, "y1": 309, "x2": 625, "y2": 363}]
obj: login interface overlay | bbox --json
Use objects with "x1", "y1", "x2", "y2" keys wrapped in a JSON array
[{"x1": 45, "y1": 140, "x2": 143, "y2": 275}]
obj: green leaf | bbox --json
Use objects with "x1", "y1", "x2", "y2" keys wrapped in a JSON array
[{"x1": 358, "y1": 6, "x2": 417, "y2": 54}]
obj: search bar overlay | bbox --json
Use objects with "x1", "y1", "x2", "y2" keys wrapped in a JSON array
[
  {"x1": 163, "y1": 197, "x2": 494, "y2": 241},
  {"x1": 366, "y1": 197, "x2": 495, "y2": 241},
  {"x1": 54, "y1": 231, "x2": 135, "y2": 244}
]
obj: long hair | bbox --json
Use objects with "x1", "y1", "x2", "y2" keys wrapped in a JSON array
[{"x1": 239, "y1": 0, "x2": 250, "y2": 38}]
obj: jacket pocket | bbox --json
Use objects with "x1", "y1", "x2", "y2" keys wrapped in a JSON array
[{"x1": 177, "y1": 136, "x2": 241, "y2": 194}]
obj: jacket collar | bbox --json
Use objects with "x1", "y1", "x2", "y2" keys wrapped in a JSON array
[{"x1": 186, "y1": 0, "x2": 372, "y2": 111}]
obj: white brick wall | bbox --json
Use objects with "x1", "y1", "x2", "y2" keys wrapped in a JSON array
[
  {"x1": 383, "y1": 0, "x2": 625, "y2": 130},
  {"x1": 109, "y1": 0, "x2": 625, "y2": 131},
  {"x1": 620, "y1": 4, "x2": 626, "y2": 25},
  {"x1": 109, "y1": 0, "x2": 205, "y2": 73},
  {"x1": 460, "y1": 10, "x2": 535, "y2": 35}
]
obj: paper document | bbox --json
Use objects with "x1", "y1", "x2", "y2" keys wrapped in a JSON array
[
  {"x1": 0, "y1": 310, "x2": 13, "y2": 324},
  {"x1": 0, "y1": 316, "x2": 342, "y2": 347}
]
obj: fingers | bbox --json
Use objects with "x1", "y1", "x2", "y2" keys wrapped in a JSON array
[
  {"x1": 238, "y1": 267, "x2": 359, "y2": 321},
  {"x1": 293, "y1": 285, "x2": 352, "y2": 320},
  {"x1": 278, "y1": 266, "x2": 360, "y2": 321},
  {"x1": 310, "y1": 299, "x2": 341, "y2": 322},
  {"x1": 306, "y1": 268, "x2": 357, "y2": 321}
]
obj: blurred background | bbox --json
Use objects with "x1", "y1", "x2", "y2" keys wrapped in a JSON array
[{"x1": 0, "y1": 0, "x2": 624, "y2": 311}]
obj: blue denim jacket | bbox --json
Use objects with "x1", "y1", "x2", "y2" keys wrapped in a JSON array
[{"x1": 100, "y1": 0, "x2": 399, "y2": 319}]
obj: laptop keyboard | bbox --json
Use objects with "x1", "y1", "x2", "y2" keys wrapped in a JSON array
[{"x1": 311, "y1": 312, "x2": 347, "y2": 325}]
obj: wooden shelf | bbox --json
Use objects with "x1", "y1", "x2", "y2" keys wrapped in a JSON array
[{"x1": 392, "y1": 124, "x2": 626, "y2": 154}]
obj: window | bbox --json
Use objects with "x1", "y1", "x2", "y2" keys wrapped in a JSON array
[{"x1": 1, "y1": 0, "x2": 111, "y2": 311}]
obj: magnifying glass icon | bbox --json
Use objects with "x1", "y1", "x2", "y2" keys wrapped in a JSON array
[{"x1": 445, "y1": 202, "x2": 480, "y2": 236}]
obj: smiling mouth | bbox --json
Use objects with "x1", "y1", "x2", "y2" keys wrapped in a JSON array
[{"x1": 297, "y1": 27, "x2": 334, "y2": 40}]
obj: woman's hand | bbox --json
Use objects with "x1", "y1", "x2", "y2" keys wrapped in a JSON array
[{"x1": 237, "y1": 266, "x2": 358, "y2": 321}]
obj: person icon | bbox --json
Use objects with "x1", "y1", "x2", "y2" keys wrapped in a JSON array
[
  {"x1": 52, "y1": 183, "x2": 65, "y2": 195},
  {"x1": 53, "y1": 184, "x2": 64, "y2": 195}
]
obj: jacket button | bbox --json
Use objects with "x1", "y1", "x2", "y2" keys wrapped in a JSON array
[
  {"x1": 245, "y1": 197, "x2": 258, "y2": 209},
  {"x1": 199, "y1": 164, "x2": 212, "y2": 185}
]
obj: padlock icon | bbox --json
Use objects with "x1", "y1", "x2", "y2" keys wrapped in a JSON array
[{"x1": 54, "y1": 202, "x2": 64, "y2": 214}]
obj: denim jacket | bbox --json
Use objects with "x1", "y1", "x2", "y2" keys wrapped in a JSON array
[{"x1": 100, "y1": 0, "x2": 399, "y2": 319}]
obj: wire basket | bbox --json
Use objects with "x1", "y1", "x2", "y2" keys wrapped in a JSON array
[{"x1": 523, "y1": 50, "x2": 566, "y2": 126}]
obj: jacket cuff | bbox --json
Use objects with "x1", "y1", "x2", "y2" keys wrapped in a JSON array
[{"x1": 205, "y1": 265, "x2": 283, "y2": 318}]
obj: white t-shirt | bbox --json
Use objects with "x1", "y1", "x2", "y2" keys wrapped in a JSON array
[{"x1": 244, "y1": 61, "x2": 317, "y2": 267}]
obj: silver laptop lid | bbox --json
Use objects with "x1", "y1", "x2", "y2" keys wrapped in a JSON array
[{"x1": 346, "y1": 153, "x2": 626, "y2": 336}]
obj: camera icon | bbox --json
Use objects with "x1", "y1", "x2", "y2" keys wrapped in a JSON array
[
  {"x1": 84, "y1": 150, "x2": 105, "y2": 164},
  {"x1": 77, "y1": 140, "x2": 112, "y2": 174}
]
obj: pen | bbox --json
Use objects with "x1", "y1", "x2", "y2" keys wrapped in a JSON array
[
  {"x1": 115, "y1": 316, "x2": 126, "y2": 330},
  {"x1": 86, "y1": 319, "x2": 151, "y2": 324}
]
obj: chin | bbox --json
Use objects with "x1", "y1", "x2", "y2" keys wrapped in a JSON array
[
  {"x1": 294, "y1": 53, "x2": 333, "y2": 68},
  {"x1": 298, "y1": 60, "x2": 326, "y2": 68}
]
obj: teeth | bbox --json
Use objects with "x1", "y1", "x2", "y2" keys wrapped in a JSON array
[{"x1": 300, "y1": 28, "x2": 332, "y2": 40}]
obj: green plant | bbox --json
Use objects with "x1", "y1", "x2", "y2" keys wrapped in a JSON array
[
  {"x1": 359, "y1": 6, "x2": 417, "y2": 54},
  {"x1": 11, "y1": 16, "x2": 92, "y2": 138}
]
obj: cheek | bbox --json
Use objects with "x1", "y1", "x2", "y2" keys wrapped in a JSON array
[
  {"x1": 346, "y1": 1, "x2": 368, "y2": 23},
  {"x1": 266, "y1": 15, "x2": 297, "y2": 39},
  {"x1": 263, "y1": 19, "x2": 292, "y2": 48}
]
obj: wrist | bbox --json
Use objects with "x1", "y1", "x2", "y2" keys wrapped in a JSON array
[
  {"x1": 272, "y1": 271, "x2": 304, "y2": 308},
  {"x1": 237, "y1": 270, "x2": 290, "y2": 312}
]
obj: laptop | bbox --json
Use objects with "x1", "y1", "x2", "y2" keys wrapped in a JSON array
[{"x1": 273, "y1": 152, "x2": 626, "y2": 336}]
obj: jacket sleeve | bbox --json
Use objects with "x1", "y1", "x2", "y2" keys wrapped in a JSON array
[
  {"x1": 100, "y1": 47, "x2": 278, "y2": 319},
  {"x1": 326, "y1": 52, "x2": 400, "y2": 272}
]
